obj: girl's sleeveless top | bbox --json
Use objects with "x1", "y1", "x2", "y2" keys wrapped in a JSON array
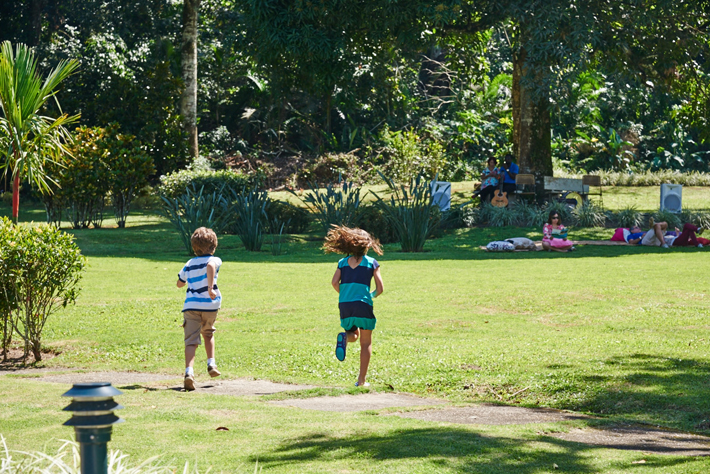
[{"x1": 337, "y1": 255, "x2": 379, "y2": 307}]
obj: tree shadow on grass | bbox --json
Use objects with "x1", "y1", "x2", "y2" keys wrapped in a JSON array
[
  {"x1": 252, "y1": 427, "x2": 696, "y2": 473},
  {"x1": 573, "y1": 354, "x2": 710, "y2": 433}
]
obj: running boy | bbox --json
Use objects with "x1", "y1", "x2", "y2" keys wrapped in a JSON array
[
  {"x1": 176, "y1": 227, "x2": 222, "y2": 391},
  {"x1": 324, "y1": 226, "x2": 384, "y2": 387}
]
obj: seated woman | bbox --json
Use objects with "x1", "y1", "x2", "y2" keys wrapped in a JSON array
[
  {"x1": 542, "y1": 211, "x2": 575, "y2": 252},
  {"x1": 476, "y1": 157, "x2": 500, "y2": 203}
]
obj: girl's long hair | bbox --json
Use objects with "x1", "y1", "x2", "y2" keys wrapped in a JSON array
[
  {"x1": 547, "y1": 210, "x2": 562, "y2": 225},
  {"x1": 323, "y1": 225, "x2": 383, "y2": 257}
]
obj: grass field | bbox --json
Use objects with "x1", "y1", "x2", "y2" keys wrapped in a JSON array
[{"x1": 1, "y1": 186, "x2": 710, "y2": 473}]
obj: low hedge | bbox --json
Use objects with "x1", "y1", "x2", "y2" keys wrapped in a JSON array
[{"x1": 157, "y1": 169, "x2": 265, "y2": 199}]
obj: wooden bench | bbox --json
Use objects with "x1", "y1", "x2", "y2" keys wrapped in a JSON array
[{"x1": 582, "y1": 175, "x2": 603, "y2": 205}]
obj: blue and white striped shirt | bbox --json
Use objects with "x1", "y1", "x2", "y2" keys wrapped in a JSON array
[{"x1": 178, "y1": 255, "x2": 222, "y2": 312}]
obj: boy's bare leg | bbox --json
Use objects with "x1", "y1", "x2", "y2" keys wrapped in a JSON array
[
  {"x1": 346, "y1": 328, "x2": 360, "y2": 343},
  {"x1": 204, "y1": 334, "x2": 215, "y2": 359},
  {"x1": 185, "y1": 344, "x2": 197, "y2": 369},
  {"x1": 358, "y1": 330, "x2": 373, "y2": 385}
]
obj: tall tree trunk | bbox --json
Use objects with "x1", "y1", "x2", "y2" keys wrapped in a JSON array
[
  {"x1": 12, "y1": 174, "x2": 19, "y2": 223},
  {"x1": 29, "y1": 0, "x2": 46, "y2": 46},
  {"x1": 512, "y1": 43, "x2": 553, "y2": 187},
  {"x1": 181, "y1": 0, "x2": 201, "y2": 160}
]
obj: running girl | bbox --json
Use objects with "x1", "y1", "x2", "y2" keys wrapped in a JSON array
[{"x1": 324, "y1": 226, "x2": 384, "y2": 387}]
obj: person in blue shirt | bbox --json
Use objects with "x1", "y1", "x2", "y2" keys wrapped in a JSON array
[{"x1": 499, "y1": 154, "x2": 519, "y2": 195}]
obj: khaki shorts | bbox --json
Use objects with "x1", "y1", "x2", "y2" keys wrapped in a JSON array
[
  {"x1": 183, "y1": 310, "x2": 217, "y2": 346},
  {"x1": 641, "y1": 229, "x2": 662, "y2": 246}
]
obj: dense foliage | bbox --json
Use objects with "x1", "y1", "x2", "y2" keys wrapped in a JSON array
[{"x1": 2, "y1": 0, "x2": 710, "y2": 189}]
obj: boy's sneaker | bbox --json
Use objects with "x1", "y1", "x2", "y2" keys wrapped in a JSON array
[
  {"x1": 184, "y1": 374, "x2": 196, "y2": 391},
  {"x1": 208, "y1": 364, "x2": 221, "y2": 377},
  {"x1": 335, "y1": 332, "x2": 347, "y2": 361},
  {"x1": 698, "y1": 243, "x2": 704, "y2": 248},
  {"x1": 355, "y1": 382, "x2": 370, "y2": 387},
  {"x1": 661, "y1": 243, "x2": 669, "y2": 248}
]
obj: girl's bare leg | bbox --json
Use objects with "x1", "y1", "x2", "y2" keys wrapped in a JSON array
[
  {"x1": 347, "y1": 328, "x2": 360, "y2": 343},
  {"x1": 358, "y1": 330, "x2": 373, "y2": 385}
]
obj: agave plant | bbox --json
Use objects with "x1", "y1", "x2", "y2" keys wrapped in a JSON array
[
  {"x1": 293, "y1": 180, "x2": 362, "y2": 233},
  {"x1": 229, "y1": 188, "x2": 269, "y2": 252},
  {"x1": 651, "y1": 209, "x2": 682, "y2": 229},
  {"x1": 371, "y1": 172, "x2": 438, "y2": 252},
  {"x1": 611, "y1": 206, "x2": 644, "y2": 228},
  {"x1": 512, "y1": 200, "x2": 547, "y2": 227},
  {"x1": 161, "y1": 184, "x2": 230, "y2": 255},
  {"x1": 572, "y1": 200, "x2": 606, "y2": 227}
]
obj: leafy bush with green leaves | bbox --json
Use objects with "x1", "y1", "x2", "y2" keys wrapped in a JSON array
[
  {"x1": 357, "y1": 204, "x2": 398, "y2": 244},
  {"x1": 296, "y1": 153, "x2": 374, "y2": 186},
  {"x1": 372, "y1": 174, "x2": 438, "y2": 252},
  {"x1": 0, "y1": 220, "x2": 85, "y2": 362},
  {"x1": 63, "y1": 126, "x2": 111, "y2": 228},
  {"x1": 157, "y1": 169, "x2": 264, "y2": 199},
  {"x1": 293, "y1": 181, "x2": 362, "y2": 233},
  {"x1": 265, "y1": 200, "x2": 311, "y2": 234},
  {"x1": 377, "y1": 128, "x2": 448, "y2": 182},
  {"x1": 572, "y1": 200, "x2": 606, "y2": 227},
  {"x1": 161, "y1": 185, "x2": 231, "y2": 255},
  {"x1": 103, "y1": 126, "x2": 155, "y2": 228},
  {"x1": 610, "y1": 206, "x2": 644, "y2": 228}
]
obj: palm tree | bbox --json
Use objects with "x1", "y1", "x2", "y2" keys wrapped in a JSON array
[{"x1": 0, "y1": 41, "x2": 79, "y2": 223}]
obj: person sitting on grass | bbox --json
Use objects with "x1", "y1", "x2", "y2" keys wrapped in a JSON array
[
  {"x1": 176, "y1": 227, "x2": 223, "y2": 391},
  {"x1": 542, "y1": 210, "x2": 575, "y2": 252},
  {"x1": 324, "y1": 226, "x2": 384, "y2": 388}
]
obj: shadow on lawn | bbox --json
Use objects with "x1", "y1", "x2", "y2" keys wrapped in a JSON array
[
  {"x1": 253, "y1": 427, "x2": 695, "y2": 473},
  {"x1": 574, "y1": 354, "x2": 710, "y2": 433}
]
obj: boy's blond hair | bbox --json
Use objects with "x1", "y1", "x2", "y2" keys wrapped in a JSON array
[
  {"x1": 323, "y1": 225, "x2": 383, "y2": 257},
  {"x1": 191, "y1": 227, "x2": 218, "y2": 255}
]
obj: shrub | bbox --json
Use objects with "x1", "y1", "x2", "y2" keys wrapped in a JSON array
[
  {"x1": 512, "y1": 200, "x2": 547, "y2": 227},
  {"x1": 294, "y1": 181, "x2": 362, "y2": 233},
  {"x1": 230, "y1": 189, "x2": 269, "y2": 252},
  {"x1": 296, "y1": 153, "x2": 374, "y2": 186},
  {"x1": 63, "y1": 126, "x2": 111, "y2": 228},
  {"x1": 161, "y1": 185, "x2": 231, "y2": 255},
  {"x1": 372, "y1": 173, "x2": 438, "y2": 252},
  {"x1": 157, "y1": 169, "x2": 263, "y2": 199},
  {"x1": 0, "y1": 217, "x2": 18, "y2": 360},
  {"x1": 611, "y1": 206, "x2": 644, "y2": 228},
  {"x1": 377, "y1": 128, "x2": 448, "y2": 182},
  {"x1": 651, "y1": 209, "x2": 682, "y2": 229},
  {"x1": 0, "y1": 221, "x2": 85, "y2": 361},
  {"x1": 479, "y1": 202, "x2": 518, "y2": 227},
  {"x1": 104, "y1": 127, "x2": 155, "y2": 228},
  {"x1": 681, "y1": 209, "x2": 710, "y2": 229},
  {"x1": 357, "y1": 204, "x2": 398, "y2": 244},
  {"x1": 556, "y1": 169, "x2": 710, "y2": 186},
  {"x1": 265, "y1": 200, "x2": 311, "y2": 234},
  {"x1": 573, "y1": 200, "x2": 606, "y2": 227}
]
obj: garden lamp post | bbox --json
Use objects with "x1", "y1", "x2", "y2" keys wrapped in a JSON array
[{"x1": 62, "y1": 382, "x2": 124, "y2": 474}]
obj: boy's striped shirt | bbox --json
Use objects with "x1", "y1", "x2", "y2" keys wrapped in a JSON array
[
  {"x1": 178, "y1": 255, "x2": 222, "y2": 312},
  {"x1": 337, "y1": 255, "x2": 379, "y2": 308}
]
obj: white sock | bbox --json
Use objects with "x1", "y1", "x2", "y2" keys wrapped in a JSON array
[
  {"x1": 185, "y1": 367, "x2": 194, "y2": 376},
  {"x1": 207, "y1": 358, "x2": 216, "y2": 366}
]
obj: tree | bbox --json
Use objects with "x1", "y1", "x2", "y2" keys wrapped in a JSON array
[
  {"x1": 0, "y1": 41, "x2": 78, "y2": 222},
  {"x1": 181, "y1": 0, "x2": 201, "y2": 160}
]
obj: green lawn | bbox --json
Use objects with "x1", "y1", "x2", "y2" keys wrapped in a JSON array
[{"x1": 1, "y1": 188, "x2": 710, "y2": 473}]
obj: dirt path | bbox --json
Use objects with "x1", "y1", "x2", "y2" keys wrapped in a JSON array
[{"x1": 9, "y1": 370, "x2": 710, "y2": 456}]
